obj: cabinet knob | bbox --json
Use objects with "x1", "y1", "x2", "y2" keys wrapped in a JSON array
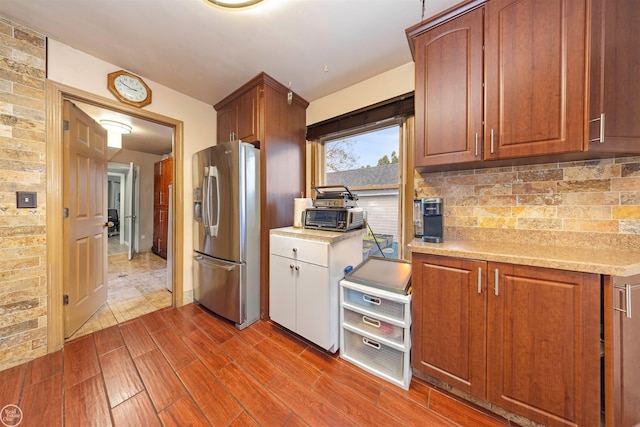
[
  {"x1": 289, "y1": 264, "x2": 294, "y2": 269},
  {"x1": 292, "y1": 248, "x2": 298, "y2": 253},
  {"x1": 295, "y1": 266, "x2": 300, "y2": 271}
]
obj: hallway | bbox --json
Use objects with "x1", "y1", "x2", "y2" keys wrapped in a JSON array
[{"x1": 66, "y1": 245, "x2": 172, "y2": 341}]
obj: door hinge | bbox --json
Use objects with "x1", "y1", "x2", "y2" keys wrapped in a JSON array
[
  {"x1": 63, "y1": 120, "x2": 69, "y2": 131},
  {"x1": 63, "y1": 295, "x2": 69, "y2": 306},
  {"x1": 63, "y1": 207, "x2": 69, "y2": 218}
]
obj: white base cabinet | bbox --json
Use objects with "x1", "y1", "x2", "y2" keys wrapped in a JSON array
[{"x1": 269, "y1": 231, "x2": 363, "y2": 352}]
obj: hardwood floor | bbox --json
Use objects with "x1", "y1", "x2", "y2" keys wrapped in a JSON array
[{"x1": 0, "y1": 304, "x2": 512, "y2": 426}]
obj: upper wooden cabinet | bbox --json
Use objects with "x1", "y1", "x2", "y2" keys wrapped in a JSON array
[
  {"x1": 412, "y1": 6, "x2": 484, "y2": 166},
  {"x1": 214, "y1": 73, "x2": 309, "y2": 321},
  {"x1": 216, "y1": 86, "x2": 259, "y2": 144},
  {"x1": 407, "y1": 0, "x2": 640, "y2": 170}
]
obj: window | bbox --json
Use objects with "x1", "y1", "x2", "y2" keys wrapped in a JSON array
[{"x1": 315, "y1": 120, "x2": 405, "y2": 261}]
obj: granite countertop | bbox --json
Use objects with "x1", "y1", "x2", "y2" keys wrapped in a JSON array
[
  {"x1": 270, "y1": 226, "x2": 366, "y2": 244},
  {"x1": 409, "y1": 238, "x2": 640, "y2": 277}
]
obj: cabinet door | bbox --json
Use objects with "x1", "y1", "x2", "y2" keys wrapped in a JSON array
[
  {"x1": 236, "y1": 87, "x2": 258, "y2": 143},
  {"x1": 605, "y1": 275, "x2": 640, "y2": 427},
  {"x1": 588, "y1": 0, "x2": 640, "y2": 153},
  {"x1": 411, "y1": 254, "x2": 487, "y2": 398},
  {"x1": 413, "y1": 7, "x2": 484, "y2": 167},
  {"x1": 296, "y1": 261, "x2": 330, "y2": 349},
  {"x1": 484, "y1": 0, "x2": 586, "y2": 159},
  {"x1": 487, "y1": 263, "x2": 600, "y2": 427},
  {"x1": 217, "y1": 104, "x2": 237, "y2": 143},
  {"x1": 269, "y1": 254, "x2": 296, "y2": 332}
]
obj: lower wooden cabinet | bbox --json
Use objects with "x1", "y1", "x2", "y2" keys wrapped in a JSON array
[
  {"x1": 604, "y1": 274, "x2": 640, "y2": 427},
  {"x1": 412, "y1": 253, "x2": 601, "y2": 427}
]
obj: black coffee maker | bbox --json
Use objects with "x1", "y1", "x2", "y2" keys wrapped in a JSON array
[{"x1": 413, "y1": 198, "x2": 443, "y2": 243}]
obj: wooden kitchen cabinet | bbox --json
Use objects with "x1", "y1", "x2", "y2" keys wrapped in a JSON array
[
  {"x1": 411, "y1": 254, "x2": 487, "y2": 396},
  {"x1": 216, "y1": 86, "x2": 259, "y2": 144},
  {"x1": 411, "y1": 7, "x2": 484, "y2": 167},
  {"x1": 269, "y1": 232, "x2": 362, "y2": 352},
  {"x1": 587, "y1": 0, "x2": 640, "y2": 153},
  {"x1": 486, "y1": 263, "x2": 600, "y2": 427},
  {"x1": 215, "y1": 73, "x2": 309, "y2": 321},
  {"x1": 152, "y1": 157, "x2": 172, "y2": 259},
  {"x1": 412, "y1": 253, "x2": 601, "y2": 427},
  {"x1": 604, "y1": 274, "x2": 640, "y2": 427},
  {"x1": 407, "y1": 0, "x2": 640, "y2": 170}
]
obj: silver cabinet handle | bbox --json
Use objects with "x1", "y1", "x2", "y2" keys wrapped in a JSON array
[
  {"x1": 614, "y1": 284, "x2": 640, "y2": 318},
  {"x1": 589, "y1": 113, "x2": 605, "y2": 144},
  {"x1": 490, "y1": 129, "x2": 495, "y2": 154},
  {"x1": 494, "y1": 268, "x2": 499, "y2": 296},
  {"x1": 474, "y1": 132, "x2": 479, "y2": 156},
  {"x1": 477, "y1": 267, "x2": 482, "y2": 294}
]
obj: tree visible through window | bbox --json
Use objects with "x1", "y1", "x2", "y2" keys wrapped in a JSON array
[{"x1": 323, "y1": 124, "x2": 400, "y2": 260}]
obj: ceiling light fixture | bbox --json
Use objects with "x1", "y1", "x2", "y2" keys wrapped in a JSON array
[
  {"x1": 206, "y1": 0, "x2": 265, "y2": 9},
  {"x1": 99, "y1": 120, "x2": 132, "y2": 134}
]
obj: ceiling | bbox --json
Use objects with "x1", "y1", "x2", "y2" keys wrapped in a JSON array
[{"x1": 2, "y1": 0, "x2": 459, "y2": 155}]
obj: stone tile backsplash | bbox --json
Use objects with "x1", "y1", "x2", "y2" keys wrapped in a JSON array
[
  {"x1": 0, "y1": 18, "x2": 47, "y2": 371},
  {"x1": 415, "y1": 157, "x2": 640, "y2": 246}
]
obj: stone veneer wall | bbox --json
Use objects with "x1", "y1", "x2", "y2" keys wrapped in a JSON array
[
  {"x1": 415, "y1": 157, "x2": 640, "y2": 249},
  {"x1": 0, "y1": 19, "x2": 47, "y2": 371}
]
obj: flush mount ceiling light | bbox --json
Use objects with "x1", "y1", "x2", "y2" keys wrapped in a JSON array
[
  {"x1": 99, "y1": 120, "x2": 132, "y2": 134},
  {"x1": 206, "y1": 0, "x2": 265, "y2": 9}
]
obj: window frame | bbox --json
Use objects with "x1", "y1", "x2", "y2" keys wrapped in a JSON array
[{"x1": 308, "y1": 116, "x2": 414, "y2": 260}]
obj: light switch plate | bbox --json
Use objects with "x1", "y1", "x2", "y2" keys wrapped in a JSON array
[{"x1": 17, "y1": 191, "x2": 37, "y2": 208}]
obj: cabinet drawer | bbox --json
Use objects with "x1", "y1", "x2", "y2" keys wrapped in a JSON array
[
  {"x1": 343, "y1": 308, "x2": 405, "y2": 347},
  {"x1": 343, "y1": 287, "x2": 407, "y2": 323},
  {"x1": 342, "y1": 329, "x2": 406, "y2": 383},
  {"x1": 270, "y1": 234, "x2": 328, "y2": 266}
]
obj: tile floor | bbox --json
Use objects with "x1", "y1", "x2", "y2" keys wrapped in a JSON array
[
  {"x1": 66, "y1": 240, "x2": 172, "y2": 341},
  {"x1": 1, "y1": 303, "x2": 512, "y2": 426}
]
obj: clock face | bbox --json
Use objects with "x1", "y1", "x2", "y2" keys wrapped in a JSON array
[{"x1": 113, "y1": 74, "x2": 148, "y2": 102}]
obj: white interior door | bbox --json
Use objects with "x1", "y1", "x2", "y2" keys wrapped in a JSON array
[{"x1": 63, "y1": 100, "x2": 108, "y2": 338}]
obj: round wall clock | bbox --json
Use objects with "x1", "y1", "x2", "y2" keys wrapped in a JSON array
[{"x1": 107, "y1": 70, "x2": 152, "y2": 108}]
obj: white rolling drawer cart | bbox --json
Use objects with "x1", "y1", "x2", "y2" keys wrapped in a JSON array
[{"x1": 339, "y1": 257, "x2": 412, "y2": 390}]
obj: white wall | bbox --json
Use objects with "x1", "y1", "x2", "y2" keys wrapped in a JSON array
[{"x1": 47, "y1": 39, "x2": 216, "y2": 296}]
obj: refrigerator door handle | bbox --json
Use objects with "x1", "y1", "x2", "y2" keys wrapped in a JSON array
[
  {"x1": 194, "y1": 255, "x2": 236, "y2": 271},
  {"x1": 202, "y1": 166, "x2": 220, "y2": 237},
  {"x1": 202, "y1": 167, "x2": 209, "y2": 231}
]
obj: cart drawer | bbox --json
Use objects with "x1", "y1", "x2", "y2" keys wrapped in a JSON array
[
  {"x1": 342, "y1": 329, "x2": 405, "y2": 382},
  {"x1": 342, "y1": 308, "x2": 405, "y2": 346},
  {"x1": 343, "y1": 287, "x2": 407, "y2": 323}
]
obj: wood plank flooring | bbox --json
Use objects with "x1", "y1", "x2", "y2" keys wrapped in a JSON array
[{"x1": 0, "y1": 303, "x2": 513, "y2": 426}]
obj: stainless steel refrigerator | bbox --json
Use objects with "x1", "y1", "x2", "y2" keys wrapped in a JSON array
[{"x1": 193, "y1": 140, "x2": 260, "y2": 330}]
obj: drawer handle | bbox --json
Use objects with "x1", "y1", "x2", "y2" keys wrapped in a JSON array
[
  {"x1": 362, "y1": 315, "x2": 381, "y2": 328},
  {"x1": 362, "y1": 294, "x2": 381, "y2": 305},
  {"x1": 362, "y1": 337, "x2": 381, "y2": 350}
]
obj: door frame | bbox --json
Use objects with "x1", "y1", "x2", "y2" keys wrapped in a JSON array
[{"x1": 46, "y1": 80, "x2": 185, "y2": 352}]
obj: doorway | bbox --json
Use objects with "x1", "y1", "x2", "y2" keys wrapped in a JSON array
[{"x1": 46, "y1": 80, "x2": 185, "y2": 352}]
